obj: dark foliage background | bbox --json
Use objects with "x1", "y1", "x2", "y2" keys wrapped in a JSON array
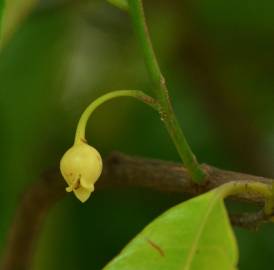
[{"x1": 1, "y1": 0, "x2": 274, "y2": 269}]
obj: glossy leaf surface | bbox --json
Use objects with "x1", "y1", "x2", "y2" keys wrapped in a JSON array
[{"x1": 104, "y1": 190, "x2": 238, "y2": 270}]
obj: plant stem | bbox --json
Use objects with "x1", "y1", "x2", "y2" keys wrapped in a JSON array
[
  {"x1": 128, "y1": 0, "x2": 205, "y2": 182},
  {"x1": 74, "y1": 90, "x2": 160, "y2": 144},
  {"x1": 217, "y1": 181, "x2": 273, "y2": 215}
]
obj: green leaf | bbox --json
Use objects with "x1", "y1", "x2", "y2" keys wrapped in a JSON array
[
  {"x1": 104, "y1": 190, "x2": 238, "y2": 270},
  {"x1": 0, "y1": 0, "x2": 4, "y2": 34},
  {"x1": 0, "y1": 0, "x2": 38, "y2": 48},
  {"x1": 0, "y1": 1, "x2": 4, "y2": 22},
  {"x1": 107, "y1": 0, "x2": 128, "y2": 11}
]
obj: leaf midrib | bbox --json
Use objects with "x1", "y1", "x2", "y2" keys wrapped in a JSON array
[{"x1": 183, "y1": 192, "x2": 219, "y2": 270}]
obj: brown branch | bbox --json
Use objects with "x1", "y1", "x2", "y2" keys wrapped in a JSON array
[
  {"x1": 1, "y1": 151, "x2": 274, "y2": 270},
  {"x1": 0, "y1": 171, "x2": 66, "y2": 270}
]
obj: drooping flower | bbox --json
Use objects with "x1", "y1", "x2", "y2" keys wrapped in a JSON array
[{"x1": 60, "y1": 142, "x2": 103, "y2": 202}]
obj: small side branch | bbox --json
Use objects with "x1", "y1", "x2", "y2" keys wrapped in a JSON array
[
  {"x1": 1, "y1": 151, "x2": 273, "y2": 270},
  {"x1": 230, "y1": 210, "x2": 272, "y2": 231}
]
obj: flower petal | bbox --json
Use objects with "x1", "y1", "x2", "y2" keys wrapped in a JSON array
[{"x1": 73, "y1": 186, "x2": 94, "y2": 203}]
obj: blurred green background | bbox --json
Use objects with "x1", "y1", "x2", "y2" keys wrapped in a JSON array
[{"x1": 1, "y1": 0, "x2": 274, "y2": 269}]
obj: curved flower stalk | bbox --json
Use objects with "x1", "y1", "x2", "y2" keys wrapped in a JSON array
[{"x1": 60, "y1": 90, "x2": 160, "y2": 202}]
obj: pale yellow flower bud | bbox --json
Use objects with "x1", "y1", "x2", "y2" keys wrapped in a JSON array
[{"x1": 60, "y1": 142, "x2": 103, "y2": 202}]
